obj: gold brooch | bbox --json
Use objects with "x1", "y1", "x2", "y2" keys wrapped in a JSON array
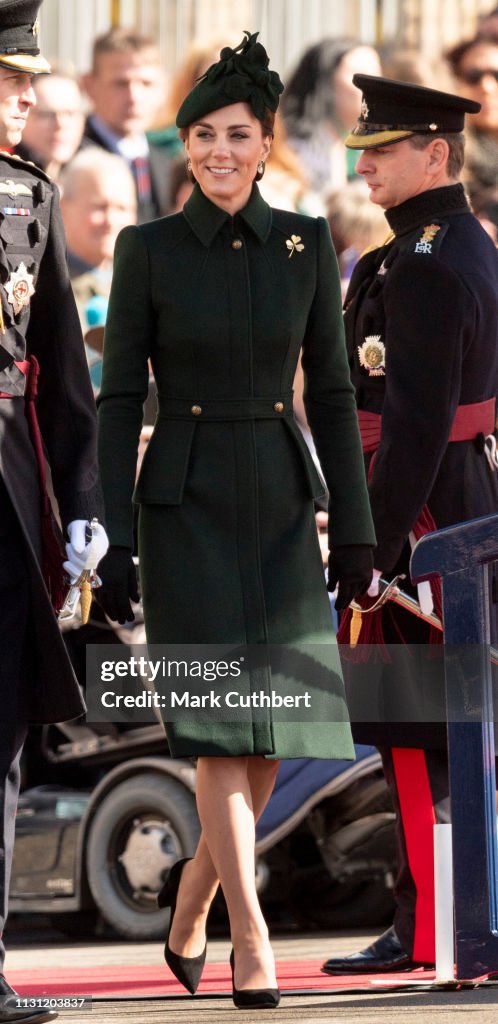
[
  {"x1": 358, "y1": 336, "x2": 386, "y2": 376},
  {"x1": 286, "y1": 234, "x2": 305, "y2": 259}
]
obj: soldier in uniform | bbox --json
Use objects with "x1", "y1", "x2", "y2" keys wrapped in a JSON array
[
  {"x1": 322, "y1": 76, "x2": 498, "y2": 974},
  {"x1": 0, "y1": 2, "x2": 108, "y2": 1020}
]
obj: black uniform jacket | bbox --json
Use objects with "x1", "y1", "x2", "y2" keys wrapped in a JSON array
[
  {"x1": 0, "y1": 151, "x2": 103, "y2": 723},
  {"x1": 343, "y1": 183, "x2": 498, "y2": 747}
]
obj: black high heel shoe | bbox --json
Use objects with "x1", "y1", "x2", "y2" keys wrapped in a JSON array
[
  {"x1": 230, "y1": 948, "x2": 280, "y2": 1009},
  {"x1": 157, "y1": 858, "x2": 206, "y2": 995}
]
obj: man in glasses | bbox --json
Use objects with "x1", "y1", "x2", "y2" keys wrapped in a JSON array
[{"x1": 14, "y1": 67, "x2": 85, "y2": 180}]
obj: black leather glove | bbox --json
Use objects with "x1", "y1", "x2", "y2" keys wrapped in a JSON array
[
  {"x1": 95, "y1": 546, "x2": 139, "y2": 624},
  {"x1": 327, "y1": 544, "x2": 375, "y2": 612}
]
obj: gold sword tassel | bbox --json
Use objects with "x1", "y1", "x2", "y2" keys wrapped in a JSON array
[
  {"x1": 350, "y1": 607, "x2": 364, "y2": 647},
  {"x1": 80, "y1": 571, "x2": 93, "y2": 625}
]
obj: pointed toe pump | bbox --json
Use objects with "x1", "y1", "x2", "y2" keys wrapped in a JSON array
[
  {"x1": 158, "y1": 857, "x2": 206, "y2": 995},
  {"x1": 230, "y1": 949, "x2": 281, "y2": 1009}
]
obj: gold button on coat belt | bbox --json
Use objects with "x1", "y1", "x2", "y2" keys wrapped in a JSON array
[{"x1": 158, "y1": 395, "x2": 294, "y2": 421}]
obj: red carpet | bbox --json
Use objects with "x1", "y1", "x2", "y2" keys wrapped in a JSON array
[{"x1": 8, "y1": 960, "x2": 442, "y2": 998}]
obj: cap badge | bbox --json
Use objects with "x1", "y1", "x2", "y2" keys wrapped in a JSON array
[
  {"x1": 358, "y1": 336, "x2": 385, "y2": 376},
  {"x1": 286, "y1": 234, "x2": 305, "y2": 259},
  {"x1": 361, "y1": 96, "x2": 369, "y2": 120},
  {"x1": 414, "y1": 223, "x2": 440, "y2": 254},
  {"x1": 32, "y1": 18, "x2": 40, "y2": 36},
  {"x1": 0, "y1": 180, "x2": 32, "y2": 199},
  {"x1": 5, "y1": 262, "x2": 35, "y2": 315}
]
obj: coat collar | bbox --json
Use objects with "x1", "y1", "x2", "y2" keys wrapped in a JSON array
[
  {"x1": 183, "y1": 183, "x2": 272, "y2": 246},
  {"x1": 385, "y1": 183, "x2": 469, "y2": 236}
]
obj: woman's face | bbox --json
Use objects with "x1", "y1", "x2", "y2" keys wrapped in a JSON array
[
  {"x1": 332, "y1": 46, "x2": 382, "y2": 130},
  {"x1": 454, "y1": 41, "x2": 498, "y2": 132},
  {"x1": 185, "y1": 102, "x2": 271, "y2": 215}
]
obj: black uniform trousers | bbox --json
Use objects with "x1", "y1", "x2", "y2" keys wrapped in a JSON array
[{"x1": 0, "y1": 479, "x2": 31, "y2": 972}]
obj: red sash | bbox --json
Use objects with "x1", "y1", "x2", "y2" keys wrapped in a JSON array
[{"x1": 336, "y1": 399, "x2": 495, "y2": 650}]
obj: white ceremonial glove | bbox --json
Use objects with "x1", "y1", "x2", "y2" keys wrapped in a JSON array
[
  {"x1": 64, "y1": 519, "x2": 109, "y2": 583},
  {"x1": 367, "y1": 568, "x2": 382, "y2": 598}
]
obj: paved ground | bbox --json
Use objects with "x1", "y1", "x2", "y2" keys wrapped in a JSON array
[{"x1": 4, "y1": 922, "x2": 498, "y2": 1023}]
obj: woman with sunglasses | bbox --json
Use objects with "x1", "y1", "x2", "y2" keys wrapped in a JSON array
[{"x1": 447, "y1": 34, "x2": 498, "y2": 197}]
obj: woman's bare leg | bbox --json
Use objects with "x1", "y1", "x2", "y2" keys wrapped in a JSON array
[
  {"x1": 168, "y1": 755, "x2": 279, "y2": 975},
  {"x1": 194, "y1": 755, "x2": 279, "y2": 989}
]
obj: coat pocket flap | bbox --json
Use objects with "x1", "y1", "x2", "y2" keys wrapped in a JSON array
[
  {"x1": 133, "y1": 419, "x2": 196, "y2": 505},
  {"x1": 283, "y1": 417, "x2": 326, "y2": 499}
]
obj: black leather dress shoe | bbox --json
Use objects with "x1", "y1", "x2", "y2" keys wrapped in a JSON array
[
  {"x1": 0, "y1": 977, "x2": 57, "y2": 1023},
  {"x1": 321, "y1": 926, "x2": 435, "y2": 975}
]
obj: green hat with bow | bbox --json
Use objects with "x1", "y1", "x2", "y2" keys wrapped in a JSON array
[{"x1": 176, "y1": 31, "x2": 284, "y2": 129}]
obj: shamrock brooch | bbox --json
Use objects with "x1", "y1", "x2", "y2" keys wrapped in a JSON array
[{"x1": 286, "y1": 234, "x2": 305, "y2": 259}]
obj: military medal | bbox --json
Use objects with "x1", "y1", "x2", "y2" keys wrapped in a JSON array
[
  {"x1": 3, "y1": 207, "x2": 30, "y2": 216},
  {"x1": 5, "y1": 262, "x2": 35, "y2": 315},
  {"x1": 0, "y1": 180, "x2": 32, "y2": 199},
  {"x1": 358, "y1": 335, "x2": 386, "y2": 376}
]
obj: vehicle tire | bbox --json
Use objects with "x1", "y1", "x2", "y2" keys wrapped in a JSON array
[
  {"x1": 290, "y1": 818, "x2": 396, "y2": 929},
  {"x1": 85, "y1": 772, "x2": 200, "y2": 940}
]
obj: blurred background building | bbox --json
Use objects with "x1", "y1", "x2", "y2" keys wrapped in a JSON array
[{"x1": 39, "y1": 0, "x2": 494, "y2": 76}]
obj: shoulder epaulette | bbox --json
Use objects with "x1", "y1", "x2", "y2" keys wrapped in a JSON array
[{"x1": 0, "y1": 150, "x2": 52, "y2": 184}]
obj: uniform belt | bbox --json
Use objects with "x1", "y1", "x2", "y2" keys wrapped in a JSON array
[
  {"x1": 358, "y1": 398, "x2": 496, "y2": 453},
  {"x1": 158, "y1": 393, "x2": 294, "y2": 421},
  {"x1": 0, "y1": 359, "x2": 30, "y2": 398}
]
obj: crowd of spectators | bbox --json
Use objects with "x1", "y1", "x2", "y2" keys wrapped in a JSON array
[{"x1": 26, "y1": 14, "x2": 498, "y2": 392}]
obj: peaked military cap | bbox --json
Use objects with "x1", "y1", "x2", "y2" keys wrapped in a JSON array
[
  {"x1": 0, "y1": 0, "x2": 50, "y2": 75},
  {"x1": 176, "y1": 30, "x2": 284, "y2": 129},
  {"x1": 345, "y1": 73, "x2": 481, "y2": 149}
]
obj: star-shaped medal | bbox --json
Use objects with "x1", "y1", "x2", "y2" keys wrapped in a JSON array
[
  {"x1": 5, "y1": 262, "x2": 35, "y2": 316},
  {"x1": 358, "y1": 335, "x2": 386, "y2": 376}
]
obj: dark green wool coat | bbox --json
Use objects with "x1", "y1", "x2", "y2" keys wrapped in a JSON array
[{"x1": 98, "y1": 184, "x2": 374, "y2": 758}]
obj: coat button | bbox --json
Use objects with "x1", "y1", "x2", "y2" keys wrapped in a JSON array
[
  {"x1": 191, "y1": 405, "x2": 202, "y2": 416},
  {"x1": 231, "y1": 238, "x2": 243, "y2": 250},
  {"x1": 274, "y1": 402, "x2": 284, "y2": 413}
]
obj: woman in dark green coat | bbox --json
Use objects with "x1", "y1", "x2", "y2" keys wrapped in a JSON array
[{"x1": 97, "y1": 32, "x2": 374, "y2": 1007}]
